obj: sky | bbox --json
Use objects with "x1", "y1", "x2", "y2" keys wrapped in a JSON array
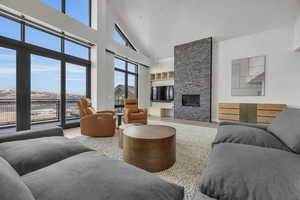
[
  {"x1": 0, "y1": 0, "x2": 90, "y2": 96},
  {"x1": 0, "y1": 47, "x2": 86, "y2": 95}
]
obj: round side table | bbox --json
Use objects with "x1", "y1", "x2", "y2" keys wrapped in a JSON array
[{"x1": 123, "y1": 125, "x2": 176, "y2": 172}]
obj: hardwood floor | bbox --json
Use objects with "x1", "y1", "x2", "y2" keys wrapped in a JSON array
[
  {"x1": 149, "y1": 116, "x2": 218, "y2": 128},
  {"x1": 63, "y1": 116, "x2": 217, "y2": 138}
]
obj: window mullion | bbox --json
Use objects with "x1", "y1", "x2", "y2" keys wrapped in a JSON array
[
  {"x1": 125, "y1": 61, "x2": 128, "y2": 98},
  {"x1": 62, "y1": 0, "x2": 66, "y2": 13},
  {"x1": 20, "y1": 21, "x2": 25, "y2": 42}
]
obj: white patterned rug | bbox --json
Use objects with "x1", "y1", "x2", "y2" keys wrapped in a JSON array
[{"x1": 76, "y1": 120, "x2": 217, "y2": 200}]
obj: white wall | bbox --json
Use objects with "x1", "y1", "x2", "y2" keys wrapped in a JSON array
[
  {"x1": 152, "y1": 26, "x2": 300, "y2": 122},
  {"x1": 149, "y1": 58, "x2": 175, "y2": 117},
  {"x1": 0, "y1": 0, "x2": 153, "y2": 111},
  {"x1": 294, "y1": 15, "x2": 300, "y2": 51},
  {"x1": 213, "y1": 25, "x2": 300, "y2": 121},
  {"x1": 138, "y1": 65, "x2": 151, "y2": 108}
]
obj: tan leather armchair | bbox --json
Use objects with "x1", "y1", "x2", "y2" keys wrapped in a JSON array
[
  {"x1": 124, "y1": 98, "x2": 148, "y2": 124},
  {"x1": 77, "y1": 98, "x2": 116, "y2": 137}
]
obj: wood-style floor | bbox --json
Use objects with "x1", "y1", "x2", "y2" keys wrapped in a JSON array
[
  {"x1": 64, "y1": 116, "x2": 217, "y2": 138},
  {"x1": 149, "y1": 116, "x2": 218, "y2": 128}
]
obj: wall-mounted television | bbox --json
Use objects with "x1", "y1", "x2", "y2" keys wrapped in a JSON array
[{"x1": 151, "y1": 86, "x2": 174, "y2": 102}]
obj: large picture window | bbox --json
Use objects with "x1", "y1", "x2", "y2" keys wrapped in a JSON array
[
  {"x1": 114, "y1": 57, "x2": 138, "y2": 113},
  {"x1": 40, "y1": 0, "x2": 91, "y2": 26},
  {"x1": 0, "y1": 15, "x2": 91, "y2": 131},
  {"x1": 0, "y1": 16, "x2": 20, "y2": 41},
  {"x1": 25, "y1": 26, "x2": 61, "y2": 52}
]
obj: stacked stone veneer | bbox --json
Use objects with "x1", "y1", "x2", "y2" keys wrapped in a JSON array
[{"x1": 174, "y1": 38, "x2": 212, "y2": 122}]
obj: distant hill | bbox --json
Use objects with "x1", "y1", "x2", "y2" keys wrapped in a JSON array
[
  {"x1": 0, "y1": 86, "x2": 136, "y2": 100},
  {"x1": 0, "y1": 89, "x2": 84, "y2": 100}
]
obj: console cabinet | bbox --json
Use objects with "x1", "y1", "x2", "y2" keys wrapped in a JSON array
[{"x1": 219, "y1": 103, "x2": 287, "y2": 124}]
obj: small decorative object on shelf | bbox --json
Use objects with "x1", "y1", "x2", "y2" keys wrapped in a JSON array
[
  {"x1": 150, "y1": 71, "x2": 174, "y2": 82},
  {"x1": 168, "y1": 71, "x2": 174, "y2": 79},
  {"x1": 150, "y1": 74, "x2": 156, "y2": 81},
  {"x1": 155, "y1": 73, "x2": 161, "y2": 81}
]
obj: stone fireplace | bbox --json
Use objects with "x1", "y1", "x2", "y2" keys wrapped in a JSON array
[
  {"x1": 182, "y1": 95, "x2": 200, "y2": 107},
  {"x1": 174, "y1": 38, "x2": 212, "y2": 122}
]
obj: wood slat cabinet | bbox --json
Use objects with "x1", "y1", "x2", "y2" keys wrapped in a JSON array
[
  {"x1": 256, "y1": 104, "x2": 287, "y2": 124},
  {"x1": 219, "y1": 103, "x2": 240, "y2": 121},
  {"x1": 219, "y1": 103, "x2": 287, "y2": 124}
]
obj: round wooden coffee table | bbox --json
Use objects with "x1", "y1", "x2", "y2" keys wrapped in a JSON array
[
  {"x1": 118, "y1": 123, "x2": 144, "y2": 149},
  {"x1": 123, "y1": 125, "x2": 176, "y2": 172}
]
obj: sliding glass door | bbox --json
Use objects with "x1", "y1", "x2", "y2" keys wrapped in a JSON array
[
  {"x1": 0, "y1": 47, "x2": 16, "y2": 129},
  {"x1": 31, "y1": 55, "x2": 61, "y2": 125},
  {"x1": 65, "y1": 62, "x2": 87, "y2": 125}
]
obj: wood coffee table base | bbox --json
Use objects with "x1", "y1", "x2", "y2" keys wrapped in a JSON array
[{"x1": 123, "y1": 125, "x2": 176, "y2": 172}]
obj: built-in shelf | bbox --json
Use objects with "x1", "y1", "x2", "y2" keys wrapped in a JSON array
[
  {"x1": 160, "y1": 108, "x2": 174, "y2": 118},
  {"x1": 151, "y1": 71, "x2": 174, "y2": 82}
]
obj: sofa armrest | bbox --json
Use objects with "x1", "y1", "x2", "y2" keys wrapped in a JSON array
[
  {"x1": 218, "y1": 121, "x2": 269, "y2": 130},
  {"x1": 0, "y1": 127, "x2": 64, "y2": 144}
]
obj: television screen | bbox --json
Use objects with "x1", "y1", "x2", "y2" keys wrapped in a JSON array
[{"x1": 151, "y1": 86, "x2": 174, "y2": 102}]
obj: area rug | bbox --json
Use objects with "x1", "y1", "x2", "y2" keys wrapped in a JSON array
[{"x1": 76, "y1": 120, "x2": 217, "y2": 200}]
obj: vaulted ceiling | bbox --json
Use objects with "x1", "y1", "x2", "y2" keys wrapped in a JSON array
[{"x1": 109, "y1": 0, "x2": 300, "y2": 60}]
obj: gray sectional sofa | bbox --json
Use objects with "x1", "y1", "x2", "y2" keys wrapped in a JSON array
[
  {"x1": 0, "y1": 127, "x2": 184, "y2": 200},
  {"x1": 195, "y1": 108, "x2": 300, "y2": 200}
]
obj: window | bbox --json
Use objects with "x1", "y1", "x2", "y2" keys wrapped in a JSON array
[
  {"x1": 114, "y1": 25, "x2": 136, "y2": 51},
  {"x1": 114, "y1": 71, "x2": 125, "y2": 107},
  {"x1": 114, "y1": 31, "x2": 126, "y2": 46},
  {"x1": 114, "y1": 58, "x2": 126, "y2": 70},
  {"x1": 128, "y1": 74, "x2": 137, "y2": 98},
  {"x1": 31, "y1": 55, "x2": 61, "y2": 123},
  {"x1": 128, "y1": 63, "x2": 137, "y2": 73},
  {"x1": 65, "y1": 63, "x2": 87, "y2": 123},
  {"x1": 64, "y1": 40, "x2": 89, "y2": 60},
  {"x1": 39, "y1": 0, "x2": 91, "y2": 26},
  {"x1": 0, "y1": 47, "x2": 16, "y2": 129},
  {"x1": 39, "y1": 0, "x2": 61, "y2": 11},
  {"x1": 114, "y1": 57, "x2": 138, "y2": 112},
  {"x1": 25, "y1": 26, "x2": 61, "y2": 52},
  {"x1": 0, "y1": 16, "x2": 20, "y2": 40},
  {"x1": 66, "y1": 0, "x2": 90, "y2": 26},
  {"x1": 0, "y1": 15, "x2": 91, "y2": 131}
]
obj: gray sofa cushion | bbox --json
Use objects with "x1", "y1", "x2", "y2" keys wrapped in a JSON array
[
  {"x1": 214, "y1": 125, "x2": 289, "y2": 151},
  {"x1": 0, "y1": 136, "x2": 92, "y2": 175},
  {"x1": 200, "y1": 143, "x2": 300, "y2": 200},
  {"x1": 267, "y1": 108, "x2": 300, "y2": 153},
  {"x1": 23, "y1": 151, "x2": 184, "y2": 200},
  {"x1": 0, "y1": 157, "x2": 35, "y2": 200},
  {"x1": 218, "y1": 121, "x2": 269, "y2": 131},
  {"x1": 0, "y1": 127, "x2": 64, "y2": 144}
]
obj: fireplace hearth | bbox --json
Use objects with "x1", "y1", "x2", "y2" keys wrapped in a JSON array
[{"x1": 182, "y1": 95, "x2": 200, "y2": 107}]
